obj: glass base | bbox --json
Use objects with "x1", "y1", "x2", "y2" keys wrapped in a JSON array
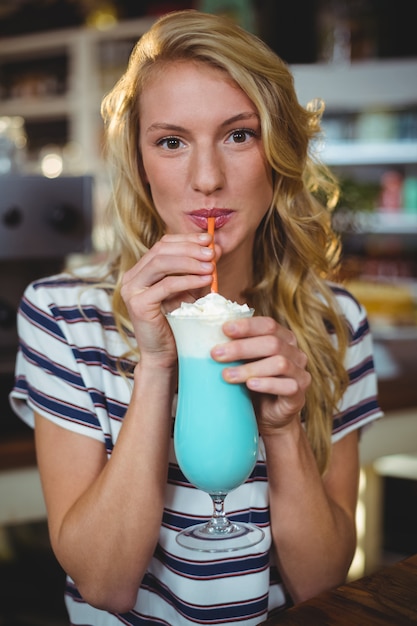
[{"x1": 176, "y1": 520, "x2": 265, "y2": 552}]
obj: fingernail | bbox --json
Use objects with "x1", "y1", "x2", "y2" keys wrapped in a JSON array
[
  {"x1": 201, "y1": 247, "x2": 213, "y2": 257},
  {"x1": 225, "y1": 367, "x2": 238, "y2": 381}
]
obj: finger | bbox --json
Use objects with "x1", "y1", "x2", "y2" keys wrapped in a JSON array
[
  {"x1": 246, "y1": 375, "x2": 300, "y2": 395},
  {"x1": 222, "y1": 352, "x2": 308, "y2": 385},
  {"x1": 124, "y1": 273, "x2": 213, "y2": 318},
  {"x1": 122, "y1": 250, "x2": 215, "y2": 301},
  {"x1": 246, "y1": 366, "x2": 312, "y2": 398},
  {"x1": 122, "y1": 233, "x2": 212, "y2": 275},
  {"x1": 212, "y1": 333, "x2": 308, "y2": 371},
  {"x1": 222, "y1": 316, "x2": 298, "y2": 346}
]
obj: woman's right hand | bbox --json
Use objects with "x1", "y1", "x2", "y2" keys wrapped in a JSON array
[{"x1": 120, "y1": 232, "x2": 215, "y2": 366}]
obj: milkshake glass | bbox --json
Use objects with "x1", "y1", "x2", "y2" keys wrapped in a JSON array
[{"x1": 167, "y1": 294, "x2": 265, "y2": 552}]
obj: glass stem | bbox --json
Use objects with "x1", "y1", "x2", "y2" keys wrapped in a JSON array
[{"x1": 208, "y1": 494, "x2": 233, "y2": 532}]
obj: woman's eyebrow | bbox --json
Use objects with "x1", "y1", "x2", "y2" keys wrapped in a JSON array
[
  {"x1": 145, "y1": 122, "x2": 187, "y2": 134},
  {"x1": 221, "y1": 112, "x2": 259, "y2": 127},
  {"x1": 145, "y1": 112, "x2": 259, "y2": 135}
]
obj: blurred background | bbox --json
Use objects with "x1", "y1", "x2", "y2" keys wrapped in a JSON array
[{"x1": 1, "y1": 1, "x2": 417, "y2": 624}]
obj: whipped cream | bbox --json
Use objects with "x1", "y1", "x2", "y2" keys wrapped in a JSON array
[
  {"x1": 167, "y1": 293, "x2": 253, "y2": 357},
  {"x1": 169, "y1": 293, "x2": 250, "y2": 318}
]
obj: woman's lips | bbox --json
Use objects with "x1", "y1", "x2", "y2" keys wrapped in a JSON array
[{"x1": 188, "y1": 209, "x2": 233, "y2": 230}]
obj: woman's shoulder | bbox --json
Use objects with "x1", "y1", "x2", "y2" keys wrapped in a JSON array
[
  {"x1": 25, "y1": 263, "x2": 114, "y2": 308},
  {"x1": 30, "y1": 260, "x2": 113, "y2": 288},
  {"x1": 327, "y1": 281, "x2": 369, "y2": 329},
  {"x1": 20, "y1": 263, "x2": 117, "y2": 339},
  {"x1": 323, "y1": 281, "x2": 374, "y2": 349},
  {"x1": 328, "y1": 282, "x2": 363, "y2": 312}
]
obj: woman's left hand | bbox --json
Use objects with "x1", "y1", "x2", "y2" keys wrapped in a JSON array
[{"x1": 211, "y1": 315, "x2": 311, "y2": 435}]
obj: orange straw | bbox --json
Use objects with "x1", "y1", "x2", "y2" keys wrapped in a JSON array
[{"x1": 207, "y1": 217, "x2": 218, "y2": 293}]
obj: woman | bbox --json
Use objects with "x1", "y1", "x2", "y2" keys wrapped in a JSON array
[{"x1": 10, "y1": 10, "x2": 382, "y2": 625}]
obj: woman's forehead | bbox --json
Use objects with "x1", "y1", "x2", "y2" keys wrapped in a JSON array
[{"x1": 138, "y1": 61, "x2": 256, "y2": 123}]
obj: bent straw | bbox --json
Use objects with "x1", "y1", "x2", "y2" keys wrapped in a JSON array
[{"x1": 207, "y1": 217, "x2": 218, "y2": 293}]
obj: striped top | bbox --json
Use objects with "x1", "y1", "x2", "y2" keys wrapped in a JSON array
[{"x1": 10, "y1": 269, "x2": 383, "y2": 626}]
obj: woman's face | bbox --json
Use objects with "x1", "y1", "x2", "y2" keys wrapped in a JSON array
[{"x1": 139, "y1": 61, "x2": 273, "y2": 257}]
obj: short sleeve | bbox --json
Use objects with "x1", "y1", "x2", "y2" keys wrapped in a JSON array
[
  {"x1": 330, "y1": 285, "x2": 384, "y2": 442},
  {"x1": 9, "y1": 274, "x2": 130, "y2": 448}
]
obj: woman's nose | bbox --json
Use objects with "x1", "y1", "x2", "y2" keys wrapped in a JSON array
[{"x1": 190, "y1": 146, "x2": 225, "y2": 195}]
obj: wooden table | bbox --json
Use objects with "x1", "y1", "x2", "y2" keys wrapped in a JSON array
[{"x1": 259, "y1": 554, "x2": 417, "y2": 625}]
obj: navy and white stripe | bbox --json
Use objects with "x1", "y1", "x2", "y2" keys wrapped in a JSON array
[{"x1": 9, "y1": 270, "x2": 383, "y2": 625}]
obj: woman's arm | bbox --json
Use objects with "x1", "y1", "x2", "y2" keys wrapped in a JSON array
[
  {"x1": 263, "y1": 426, "x2": 359, "y2": 603},
  {"x1": 213, "y1": 314, "x2": 359, "y2": 603},
  {"x1": 34, "y1": 232, "x2": 216, "y2": 613},
  {"x1": 35, "y1": 358, "x2": 175, "y2": 613}
]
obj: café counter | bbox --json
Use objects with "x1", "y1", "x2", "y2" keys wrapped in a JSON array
[{"x1": 259, "y1": 553, "x2": 417, "y2": 625}]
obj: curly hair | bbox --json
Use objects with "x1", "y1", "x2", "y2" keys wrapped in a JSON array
[{"x1": 100, "y1": 9, "x2": 349, "y2": 474}]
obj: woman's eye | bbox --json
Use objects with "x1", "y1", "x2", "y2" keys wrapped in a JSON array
[
  {"x1": 228, "y1": 129, "x2": 256, "y2": 144},
  {"x1": 158, "y1": 137, "x2": 184, "y2": 150}
]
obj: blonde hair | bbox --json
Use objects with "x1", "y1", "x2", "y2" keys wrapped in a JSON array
[{"x1": 100, "y1": 10, "x2": 349, "y2": 474}]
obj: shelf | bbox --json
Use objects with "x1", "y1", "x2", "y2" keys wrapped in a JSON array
[
  {"x1": 333, "y1": 211, "x2": 417, "y2": 235},
  {"x1": 0, "y1": 17, "x2": 155, "y2": 55},
  {"x1": 0, "y1": 17, "x2": 154, "y2": 176},
  {"x1": 318, "y1": 141, "x2": 417, "y2": 166},
  {"x1": 372, "y1": 325, "x2": 417, "y2": 341},
  {"x1": 292, "y1": 59, "x2": 417, "y2": 111},
  {"x1": 368, "y1": 213, "x2": 417, "y2": 234},
  {"x1": 0, "y1": 96, "x2": 71, "y2": 119}
]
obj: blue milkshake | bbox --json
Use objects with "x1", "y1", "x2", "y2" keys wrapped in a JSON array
[{"x1": 167, "y1": 294, "x2": 264, "y2": 552}]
